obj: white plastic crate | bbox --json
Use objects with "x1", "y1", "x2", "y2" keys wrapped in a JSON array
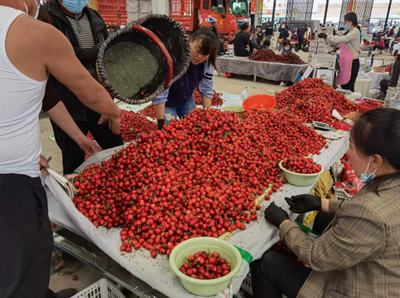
[
  {"x1": 127, "y1": 11, "x2": 139, "y2": 23},
  {"x1": 334, "y1": 187, "x2": 353, "y2": 202},
  {"x1": 139, "y1": 0, "x2": 152, "y2": 13},
  {"x1": 385, "y1": 87, "x2": 400, "y2": 110},
  {"x1": 72, "y1": 278, "x2": 125, "y2": 298},
  {"x1": 126, "y1": 0, "x2": 138, "y2": 12},
  {"x1": 240, "y1": 274, "x2": 287, "y2": 298},
  {"x1": 240, "y1": 274, "x2": 252, "y2": 295},
  {"x1": 386, "y1": 87, "x2": 400, "y2": 100},
  {"x1": 312, "y1": 54, "x2": 336, "y2": 69}
]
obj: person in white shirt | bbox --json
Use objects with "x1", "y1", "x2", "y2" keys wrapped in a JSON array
[
  {"x1": 0, "y1": 1, "x2": 121, "y2": 297},
  {"x1": 304, "y1": 24, "x2": 311, "y2": 40},
  {"x1": 319, "y1": 12, "x2": 361, "y2": 92}
]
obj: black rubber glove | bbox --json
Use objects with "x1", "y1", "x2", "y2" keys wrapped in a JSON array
[
  {"x1": 157, "y1": 119, "x2": 165, "y2": 130},
  {"x1": 285, "y1": 194, "x2": 322, "y2": 213},
  {"x1": 264, "y1": 202, "x2": 290, "y2": 228},
  {"x1": 318, "y1": 33, "x2": 328, "y2": 39}
]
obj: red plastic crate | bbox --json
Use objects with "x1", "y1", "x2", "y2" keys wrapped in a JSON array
[{"x1": 96, "y1": 0, "x2": 127, "y2": 27}]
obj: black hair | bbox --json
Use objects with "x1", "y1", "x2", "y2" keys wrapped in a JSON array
[
  {"x1": 264, "y1": 39, "x2": 271, "y2": 47},
  {"x1": 191, "y1": 26, "x2": 219, "y2": 69},
  {"x1": 241, "y1": 23, "x2": 249, "y2": 31},
  {"x1": 38, "y1": 6, "x2": 53, "y2": 24},
  {"x1": 344, "y1": 12, "x2": 358, "y2": 27},
  {"x1": 351, "y1": 108, "x2": 400, "y2": 194},
  {"x1": 283, "y1": 40, "x2": 291, "y2": 47}
]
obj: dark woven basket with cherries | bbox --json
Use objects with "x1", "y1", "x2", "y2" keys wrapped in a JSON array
[{"x1": 97, "y1": 14, "x2": 191, "y2": 104}]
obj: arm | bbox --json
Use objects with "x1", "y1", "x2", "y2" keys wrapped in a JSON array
[
  {"x1": 279, "y1": 201, "x2": 385, "y2": 272},
  {"x1": 46, "y1": 101, "x2": 102, "y2": 154},
  {"x1": 326, "y1": 29, "x2": 359, "y2": 46},
  {"x1": 198, "y1": 63, "x2": 214, "y2": 109},
  {"x1": 40, "y1": 25, "x2": 120, "y2": 133},
  {"x1": 152, "y1": 89, "x2": 169, "y2": 120}
]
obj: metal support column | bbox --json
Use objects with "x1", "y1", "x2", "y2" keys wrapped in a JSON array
[
  {"x1": 323, "y1": 0, "x2": 329, "y2": 25},
  {"x1": 384, "y1": 0, "x2": 392, "y2": 32},
  {"x1": 255, "y1": 0, "x2": 260, "y2": 26},
  {"x1": 271, "y1": 0, "x2": 276, "y2": 26}
]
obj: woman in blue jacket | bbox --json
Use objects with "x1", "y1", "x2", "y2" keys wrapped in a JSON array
[{"x1": 153, "y1": 26, "x2": 218, "y2": 129}]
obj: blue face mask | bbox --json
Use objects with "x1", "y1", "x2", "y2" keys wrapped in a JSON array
[
  {"x1": 360, "y1": 157, "x2": 377, "y2": 184},
  {"x1": 284, "y1": 46, "x2": 290, "y2": 51},
  {"x1": 62, "y1": 0, "x2": 88, "y2": 14},
  {"x1": 344, "y1": 25, "x2": 350, "y2": 31}
]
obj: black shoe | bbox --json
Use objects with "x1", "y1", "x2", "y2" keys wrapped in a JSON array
[{"x1": 54, "y1": 288, "x2": 78, "y2": 298}]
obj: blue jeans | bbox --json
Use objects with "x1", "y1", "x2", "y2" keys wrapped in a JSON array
[{"x1": 164, "y1": 96, "x2": 196, "y2": 124}]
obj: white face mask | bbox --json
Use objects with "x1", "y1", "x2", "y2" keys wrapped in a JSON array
[{"x1": 24, "y1": 0, "x2": 41, "y2": 19}]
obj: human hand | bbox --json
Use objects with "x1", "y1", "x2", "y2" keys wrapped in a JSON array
[
  {"x1": 285, "y1": 194, "x2": 322, "y2": 213},
  {"x1": 264, "y1": 202, "x2": 290, "y2": 228},
  {"x1": 39, "y1": 155, "x2": 50, "y2": 176},
  {"x1": 319, "y1": 33, "x2": 327, "y2": 39},
  {"x1": 98, "y1": 114, "x2": 121, "y2": 135},
  {"x1": 77, "y1": 136, "x2": 102, "y2": 155}
]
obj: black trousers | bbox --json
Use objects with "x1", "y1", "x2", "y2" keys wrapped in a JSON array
[
  {"x1": 298, "y1": 36, "x2": 304, "y2": 50},
  {"x1": 341, "y1": 59, "x2": 360, "y2": 92},
  {"x1": 380, "y1": 79, "x2": 390, "y2": 96},
  {"x1": 51, "y1": 108, "x2": 123, "y2": 174},
  {"x1": 0, "y1": 174, "x2": 53, "y2": 298},
  {"x1": 251, "y1": 251, "x2": 311, "y2": 298}
]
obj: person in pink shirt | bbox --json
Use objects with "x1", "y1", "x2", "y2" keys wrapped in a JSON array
[{"x1": 375, "y1": 36, "x2": 385, "y2": 52}]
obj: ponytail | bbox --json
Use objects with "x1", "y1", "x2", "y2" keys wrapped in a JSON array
[{"x1": 191, "y1": 26, "x2": 219, "y2": 69}]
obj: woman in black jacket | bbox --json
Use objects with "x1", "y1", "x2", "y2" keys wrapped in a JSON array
[{"x1": 278, "y1": 22, "x2": 289, "y2": 51}]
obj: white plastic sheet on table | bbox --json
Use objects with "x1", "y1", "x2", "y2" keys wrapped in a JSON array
[
  {"x1": 216, "y1": 56, "x2": 309, "y2": 83},
  {"x1": 46, "y1": 91, "x2": 350, "y2": 298},
  {"x1": 366, "y1": 71, "x2": 389, "y2": 90}
]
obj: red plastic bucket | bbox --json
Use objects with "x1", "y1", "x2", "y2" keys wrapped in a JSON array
[{"x1": 242, "y1": 95, "x2": 276, "y2": 111}]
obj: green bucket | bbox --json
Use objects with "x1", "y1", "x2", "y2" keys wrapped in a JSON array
[{"x1": 169, "y1": 237, "x2": 242, "y2": 296}]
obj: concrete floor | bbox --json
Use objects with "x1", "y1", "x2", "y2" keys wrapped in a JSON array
[{"x1": 43, "y1": 49, "x2": 395, "y2": 295}]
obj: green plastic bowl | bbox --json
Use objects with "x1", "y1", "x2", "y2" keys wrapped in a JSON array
[
  {"x1": 279, "y1": 160, "x2": 324, "y2": 187},
  {"x1": 222, "y1": 105, "x2": 245, "y2": 118},
  {"x1": 169, "y1": 237, "x2": 242, "y2": 296}
]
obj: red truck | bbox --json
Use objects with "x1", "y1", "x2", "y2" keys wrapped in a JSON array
[{"x1": 169, "y1": 0, "x2": 250, "y2": 40}]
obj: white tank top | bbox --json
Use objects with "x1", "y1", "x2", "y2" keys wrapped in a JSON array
[{"x1": 0, "y1": 6, "x2": 47, "y2": 178}]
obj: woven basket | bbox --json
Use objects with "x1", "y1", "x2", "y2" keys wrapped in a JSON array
[{"x1": 97, "y1": 14, "x2": 191, "y2": 104}]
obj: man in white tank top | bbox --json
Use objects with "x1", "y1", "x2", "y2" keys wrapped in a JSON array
[{"x1": 0, "y1": 1, "x2": 121, "y2": 297}]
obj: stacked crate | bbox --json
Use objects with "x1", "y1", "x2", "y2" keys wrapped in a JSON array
[{"x1": 126, "y1": 0, "x2": 152, "y2": 23}]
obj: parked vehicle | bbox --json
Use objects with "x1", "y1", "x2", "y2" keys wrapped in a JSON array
[{"x1": 169, "y1": 0, "x2": 250, "y2": 41}]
